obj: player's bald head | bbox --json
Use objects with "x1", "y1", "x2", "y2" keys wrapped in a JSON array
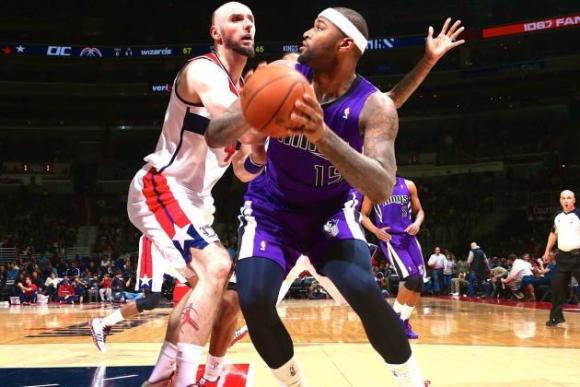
[
  {"x1": 212, "y1": 2, "x2": 253, "y2": 28},
  {"x1": 560, "y1": 190, "x2": 575, "y2": 198}
]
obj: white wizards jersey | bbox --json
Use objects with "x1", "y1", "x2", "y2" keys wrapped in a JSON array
[{"x1": 143, "y1": 52, "x2": 241, "y2": 218}]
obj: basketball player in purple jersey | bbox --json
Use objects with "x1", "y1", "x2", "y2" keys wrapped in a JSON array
[
  {"x1": 362, "y1": 177, "x2": 426, "y2": 339},
  {"x1": 205, "y1": 7, "x2": 465, "y2": 386}
]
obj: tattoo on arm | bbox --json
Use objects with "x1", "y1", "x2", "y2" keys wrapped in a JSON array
[
  {"x1": 205, "y1": 100, "x2": 250, "y2": 148},
  {"x1": 314, "y1": 93, "x2": 398, "y2": 203}
]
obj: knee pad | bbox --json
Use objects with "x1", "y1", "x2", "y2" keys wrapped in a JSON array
[
  {"x1": 136, "y1": 291, "x2": 162, "y2": 312},
  {"x1": 404, "y1": 275, "x2": 423, "y2": 293}
]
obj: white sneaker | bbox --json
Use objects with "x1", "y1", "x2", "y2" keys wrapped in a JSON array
[{"x1": 89, "y1": 318, "x2": 107, "y2": 352}]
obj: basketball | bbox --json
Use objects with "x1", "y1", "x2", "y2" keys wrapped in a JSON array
[{"x1": 241, "y1": 64, "x2": 315, "y2": 138}]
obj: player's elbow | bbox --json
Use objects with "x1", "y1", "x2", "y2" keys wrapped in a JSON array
[
  {"x1": 386, "y1": 91, "x2": 402, "y2": 109},
  {"x1": 204, "y1": 129, "x2": 221, "y2": 148},
  {"x1": 369, "y1": 184, "x2": 393, "y2": 204}
]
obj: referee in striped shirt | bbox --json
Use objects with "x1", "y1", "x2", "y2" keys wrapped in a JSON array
[{"x1": 543, "y1": 190, "x2": 580, "y2": 327}]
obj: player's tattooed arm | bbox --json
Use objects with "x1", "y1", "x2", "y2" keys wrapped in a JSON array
[
  {"x1": 386, "y1": 18, "x2": 465, "y2": 109},
  {"x1": 291, "y1": 93, "x2": 397, "y2": 203},
  {"x1": 205, "y1": 100, "x2": 254, "y2": 147}
]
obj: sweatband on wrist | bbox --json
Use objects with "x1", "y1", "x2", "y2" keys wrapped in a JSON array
[
  {"x1": 243, "y1": 155, "x2": 265, "y2": 174},
  {"x1": 318, "y1": 8, "x2": 368, "y2": 54}
]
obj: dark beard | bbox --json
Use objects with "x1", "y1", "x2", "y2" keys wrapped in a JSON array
[
  {"x1": 224, "y1": 36, "x2": 255, "y2": 58},
  {"x1": 297, "y1": 49, "x2": 313, "y2": 65}
]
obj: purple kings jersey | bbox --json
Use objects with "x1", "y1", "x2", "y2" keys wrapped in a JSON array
[
  {"x1": 374, "y1": 177, "x2": 412, "y2": 235},
  {"x1": 245, "y1": 63, "x2": 378, "y2": 210}
]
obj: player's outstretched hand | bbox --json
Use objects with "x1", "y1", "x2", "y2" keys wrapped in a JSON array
[
  {"x1": 289, "y1": 93, "x2": 327, "y2": 143},
  {"x1": 425, "y1": 18, "x2": 465, "y2": 64},
  {"x1": 375, "y1": 227, "x2": 392, "y2": 242}
]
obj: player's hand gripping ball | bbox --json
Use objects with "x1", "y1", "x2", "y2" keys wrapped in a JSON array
[{"x1": 241, "y1": 64, "x2": 315, "y2": 138}]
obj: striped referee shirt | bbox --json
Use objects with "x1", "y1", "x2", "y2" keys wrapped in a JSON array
[{"x1": 553, "y1": 208, "x2": 580, "y2": 252}]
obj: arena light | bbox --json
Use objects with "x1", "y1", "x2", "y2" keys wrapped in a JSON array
[{"x1": 483, "y1": 13, "x2": 580, "y2": 38}]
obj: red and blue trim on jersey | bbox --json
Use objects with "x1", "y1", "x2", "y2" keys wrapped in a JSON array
[
  {"x1": 138, "y1": 236, "x2": 153, "y2": 290},
  {"x1": 142, "y1": 167, "x2": 208, "y2": 262}
]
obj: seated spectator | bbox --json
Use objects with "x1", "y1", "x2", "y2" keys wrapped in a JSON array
[
  {"x1": 308, "y1": 280, "x2": 328, "y2": 300},
  {"x1": 121, "y1": 274, "x2": 144, "y2": 302},
  {"x1": 111, "y1": 271, "x2": 126, "y2": 302},
  {"x1": 57, "y1": 276, "x2": 78, "y2": 304},
  {"x1": 17, "y1": 276, "x2": 38, "y2": 305},
  {"x1": 489, "y1": 265, "x2": 509, "y2": 299},
  {"x1": 502, "y1": 254, "x2": 534, "y2": 300},
  {"x1": 99, "y1": 273, "x2": 112, "y2": 303},
  {"x1": 521, "y1": 253, "x2": 556, "y2": 300},
  {"x1": 44, "y1": 272, "x2": 60, "y2": 301},
  {"x1": 30, "y1": 271, "x2": 44, "y2": 294},
  {"x1": 73, "y1": 275, "x2": 88, "y2": 304},
  {"x1": 450, "y1": 259, "x2": 469, "y2": 296}
]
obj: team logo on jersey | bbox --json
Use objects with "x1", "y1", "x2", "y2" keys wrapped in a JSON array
[
  {"x1": 342, "y1": 107, "x2": 350, "y2": 120},
  {"x1": 323, "y1": 219, "x2": 340, "y2": 237},
  {"x1": 260, "y1": 240, "x2": 267, "y2": 251}
]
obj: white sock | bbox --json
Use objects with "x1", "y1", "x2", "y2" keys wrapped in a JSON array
[
  {"x1": 271, "y1": 356, "x2": 306, "y2": 387},
  {"x1": 203, "y1": 354, "x2": 225, "y2": 382},
  {"x1": 148, "y1": 341, "x2": 178, "y2": 383},
  {"x1": 400, "y1": 304, "x2": 415, "y2": 321},
  {"x1": 386, "y1": 353, "x2": 424, "y2": 387},
  {"x1": 175, "y1": 343, "x2": 203, "y2": 387},
  {"x1": 102, "y1": 309, "x2": 124, "y2": 327},
  {"x1": 393, "y1": 299, "x2": 403, "y2": 315}
]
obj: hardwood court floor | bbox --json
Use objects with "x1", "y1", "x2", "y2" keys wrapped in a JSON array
[{"x1": 0, "y1": 297, "x2": 579, "y2": 386}]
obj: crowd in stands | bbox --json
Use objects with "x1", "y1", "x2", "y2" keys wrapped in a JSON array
[
  {"x1": 0, "y1": 251, "x2": 163, "y2": 305},
  {"x1": 372, "y1": 244, "x2": 579, "y2": 305}
]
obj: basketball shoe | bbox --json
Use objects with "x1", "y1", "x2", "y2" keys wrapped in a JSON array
[
  {"x1": 229, "y1": 325, "x2": 249, "y2": 347},
  {"x1": 402, "y1": 319, "x2": 419, "y2": 339},
  {"x1": 89, "y1": 318, "x2": 110, "y2": 352}
]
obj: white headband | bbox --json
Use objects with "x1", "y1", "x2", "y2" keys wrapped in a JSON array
[{"x1": 318, "y1": 8, "x2": 367, "y2": 54}]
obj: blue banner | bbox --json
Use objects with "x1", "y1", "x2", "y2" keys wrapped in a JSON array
[{"x1": 0, "y1": 36, "x2": 425, "y2": 58}]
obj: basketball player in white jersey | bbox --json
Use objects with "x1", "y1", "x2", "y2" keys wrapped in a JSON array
[{"x1": 88, "y1": 3, "x2": 264, "y2": 387}]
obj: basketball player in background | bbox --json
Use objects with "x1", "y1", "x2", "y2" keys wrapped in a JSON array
[
  {"x1": 89, "y1": 3, "x2": 266, "y2": 387},
  {"x1": 205, "y1": 7, "x2": 456, "y2": 386},
  {"x1": 361, "y1": 177, "x2": 426, "y2": 339}
]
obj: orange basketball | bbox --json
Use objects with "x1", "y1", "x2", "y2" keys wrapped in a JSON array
[{"x1": 241, "y1": 64, "x2": 315, "y2": 138}]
